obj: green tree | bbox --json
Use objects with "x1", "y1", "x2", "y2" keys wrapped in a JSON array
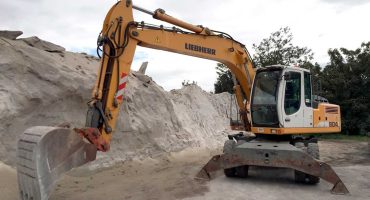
[
  {"x1": 321, "y1": 42, "x2": 370, "y2": 135},
  {"x1": 253, "y1": 27, "x2": 314, "y2": 67},
  {"x1": 214, "y1": 27, "x2": 314, "y2": 93},
  {"x1": 214, "y1": 63, "x2": 234, "y2": 94}
]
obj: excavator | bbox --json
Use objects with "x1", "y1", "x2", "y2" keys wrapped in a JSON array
[{"x1": 16, "y1": 1, "x2": 349, "y2": 199}]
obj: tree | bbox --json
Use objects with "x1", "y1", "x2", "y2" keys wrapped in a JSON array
[
  {"x1": 252, "y1": 27, "x2": 314, "y2": 67},
  {"x1": 321, "y1": 42, "x2": 370, "y2": 135},
  {"x1": 214, "y1": 63, "x2": 234, "y2": 94},
  {"x1": 214, "y1": 27, "x2": 314, "y2": 93}
]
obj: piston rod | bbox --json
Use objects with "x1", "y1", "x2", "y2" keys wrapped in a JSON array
[{"x1": 132, "y1": 4, "x2": 155, "y2": 16}]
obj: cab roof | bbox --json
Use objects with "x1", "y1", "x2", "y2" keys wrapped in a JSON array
[{"x1": 257, "y1": 65, "x2": 310, "y2": 73}]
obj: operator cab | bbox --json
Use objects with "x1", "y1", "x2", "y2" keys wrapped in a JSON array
[{"x1": 250, "y1": 65, "x2": 313, "y2": 128}]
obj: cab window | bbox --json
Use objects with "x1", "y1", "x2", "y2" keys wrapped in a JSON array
[
  {"x1": 304, "y1": 72, "x2": 312, "y2": 107},
  {"x1": 284, "y1": 72, "x2": 301, "y2": 115},
  {"x1": 251, "y1": 70, "x2": 281, "y2": 126}
]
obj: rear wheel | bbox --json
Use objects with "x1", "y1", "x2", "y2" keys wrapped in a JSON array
[
  {"x1": 235, "y1": 165, "x2": 249, "y2": 178},
  {"x1": 294, "y1": 142, "x2": 306, "y2": 183},
  {"x1": 224, "y1": 168, "x2": 237, "y2": 177},
  {"x1": 306, "y1": 143, "x2": 320, "y2": 184},
  {"x1": 294, "y1": 141, "x2": 320, "y2": 184}
]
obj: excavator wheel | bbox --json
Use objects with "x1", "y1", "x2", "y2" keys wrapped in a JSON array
[
  {"x1": 17, "y1": 126, "x2": 97, "y2": 200},
  {"x1": 223, "y1": 140, "x2": 237, "y2": 177},
  {"x1": 306, "y1": 143, "x2": 320, "y2": 184},
  {"x1": 235, "y1": 165, "x2": 249, "y2": 178},
  {"x1": 223, "y1": 140, "x2": 249, "y2": 178},
  {"x1": 224, "y1": 167, "x2": 237, "y2": 177},
  {"x1": 294, "y1": 142, "x2": 320, "y2": 184}
]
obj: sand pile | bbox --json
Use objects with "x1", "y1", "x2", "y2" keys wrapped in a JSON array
[{"x1": 0, "y1": 31, "x2": 233, "y2": 168}]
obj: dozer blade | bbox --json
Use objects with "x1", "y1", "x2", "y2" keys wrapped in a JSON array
[
  {"x1": 16, "y1": 126, "x2": 97, "y2": 200},
  {"x1": 196, "y1": 142, "x2": 349, "y2": 195}
]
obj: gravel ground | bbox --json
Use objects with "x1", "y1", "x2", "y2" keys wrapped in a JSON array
[{"x1": 1, "y1": 140, "x2": 369, "y2": 200}]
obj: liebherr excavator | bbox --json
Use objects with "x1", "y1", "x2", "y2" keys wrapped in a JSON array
[{"x1": 16, "y1": 1, "x2": 349, "y2": 199}]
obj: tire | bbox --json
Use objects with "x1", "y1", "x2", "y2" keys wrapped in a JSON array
[
  {"x1": 294, "y1": 142, "x2": 306, "y2": 183},
  {"x1": 294, "y1": 142, "x2": 320, "y2": 184},
  {"x1": 235, "y1": 140, "x2": 248, "y2": 178},
  {"x1": 223, "y1": 140, "x2": 237, "y2": 177},
  {"x1": 223, "y1": 140, "x2": 249, "y2": 178},
  {"x1": 307, "y1": 143, "x2": 320, "y2": 159},
  {"x1": 306, "y1": 143, "x2": 320, "y2": 184},
  {"x1": 295, "y1": 142, "x2": 306, "y2": 152},
  {"x1": 294, "y1": 170, "x2": 306, "y2": 183},
  {"x1": 235, "y1": 165, "x2": 249, "y2": 178},
  {"x1": 224, "y1": 168, "x2": 236, "y2": 177}
]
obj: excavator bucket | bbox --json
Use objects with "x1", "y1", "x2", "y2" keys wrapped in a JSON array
[
  {"x1": 16, "y1": 126, "x2": 97, "y2": 200},
  {"x1": 196, "y1": 142, "x2": 349, "y2": 195}
]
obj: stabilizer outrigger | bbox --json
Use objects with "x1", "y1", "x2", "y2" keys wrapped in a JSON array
[{"x1": 196, "y1": 140, "x2": 349, "y2": 195}]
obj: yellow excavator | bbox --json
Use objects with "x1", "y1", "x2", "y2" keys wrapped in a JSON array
[{"x1": 16, "y1": 1, "x2": 349, "y2": 199}]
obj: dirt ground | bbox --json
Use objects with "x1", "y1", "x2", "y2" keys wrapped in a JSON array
[{"x1": 1, "y1": 140, "x2": 369, "y2": 200}]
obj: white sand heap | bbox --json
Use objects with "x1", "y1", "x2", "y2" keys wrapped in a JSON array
[{"x1": 0, "y1": 31, "x2": 234, "y2": 168}]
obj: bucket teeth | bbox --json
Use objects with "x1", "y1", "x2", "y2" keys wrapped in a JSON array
[{"x1": 16, "y1": 126, "x2": 97, "y2": 200}]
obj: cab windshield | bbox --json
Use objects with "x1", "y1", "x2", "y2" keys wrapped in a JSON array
[{"x1": 251, "y1": 69, "x2": 281, "y2": 127}]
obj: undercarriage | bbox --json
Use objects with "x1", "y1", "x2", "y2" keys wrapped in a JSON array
[{"x1": 196, "y1": 133, "x2": 349, "y2": 195}]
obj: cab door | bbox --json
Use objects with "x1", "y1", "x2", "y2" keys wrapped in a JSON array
[
  {"x1": 302, "y1": 72, "x2": 314, "y2": 127},
  {"x1": 279, "y1": 70, "x2": 314, "y2": 128},
  {"x1": 280, "y1": 70, "x2": 304, "y2": 127}
]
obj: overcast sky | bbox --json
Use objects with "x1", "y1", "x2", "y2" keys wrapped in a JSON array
[{"x1": 1, "y1": 0, "x2": 370, "y2": 91}]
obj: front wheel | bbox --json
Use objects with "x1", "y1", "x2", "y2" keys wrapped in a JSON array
[
  {"x1": 223, "y1": 140, "x2": 249, "y2": 178},
  {"x1": 235, "y1": 165, "x2": 249, "y2": 178},
  {"x1": 223, "y1": 140, "x2": 237, "y2": 177}
]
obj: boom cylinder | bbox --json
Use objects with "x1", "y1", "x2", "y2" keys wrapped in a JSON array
[
  {"x1": 153, "y1": 9, "x2": 203, "y2": 33},
  {"x1": 132, "y1": 4, "x2": 203, "y2": 33}
]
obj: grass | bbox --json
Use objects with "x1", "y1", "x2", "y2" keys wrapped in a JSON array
[{"x1": 318, "y1": 134, "x2": 369, "y2": 142}]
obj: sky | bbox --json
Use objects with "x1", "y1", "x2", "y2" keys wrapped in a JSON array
[{"x1": 1, "y1": 0, "x2": 370, "y2": 92}]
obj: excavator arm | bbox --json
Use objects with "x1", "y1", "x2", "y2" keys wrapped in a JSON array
[{"x1": 82, "y1": 1, "x2": 256, "y2": 152}]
